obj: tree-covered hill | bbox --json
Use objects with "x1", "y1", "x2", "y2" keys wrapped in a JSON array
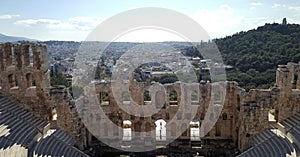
[{"x1": 213, "y1": 21, "x2": 300, "y2": 90}]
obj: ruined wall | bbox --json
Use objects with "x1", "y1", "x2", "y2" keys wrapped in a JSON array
[
  {"x1": 0, "y1": 43, "x2": 51, "y2": 121},
  {"x1": 80, "y1": 79, "x2": 240, "y2": 150},
  {"x1": 50, "y1": 86, "x2": 88, "y2": 150},
  {"x1": 82, "y1": 62, "x2": 300, "y2": 152},
  {"x1": 237, "y1": 62, "x2": 300, "y2": 151},
  {"x1": 275, "y1": 63, "x2": 300, "y2": 121},
  {"x1": 237, "y1": 88, "x2": 279, "y2": 151},
  {"x1": 0, "y1": 42, "x2": 88, "y2": 150},
  {"x1": 2, "y1": 42, "x2": 300, "y2": 154}
]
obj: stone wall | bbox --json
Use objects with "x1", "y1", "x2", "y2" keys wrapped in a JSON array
[
  {"x1": 2, "y1": 42, "x2": 300, "y2": 153},
  {"x1": 0, "y1": 43, "x2": 51, "y2": 121},
  {"x1": 0, "y1": 42, "x2": 88, "y2": 150}
]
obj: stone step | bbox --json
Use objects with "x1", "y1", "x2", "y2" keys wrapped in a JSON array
[{"x1": 53, "y1": 130, "x2": 75, "y2": 145}]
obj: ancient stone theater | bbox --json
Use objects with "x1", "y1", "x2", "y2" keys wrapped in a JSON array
[{"x1": 1, "y1": 42, "x2": 300, "y2": 157}]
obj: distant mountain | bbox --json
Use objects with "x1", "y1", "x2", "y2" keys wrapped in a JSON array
[{"x1": 0, "y1": 33, "x2": 36, "y2": 42}]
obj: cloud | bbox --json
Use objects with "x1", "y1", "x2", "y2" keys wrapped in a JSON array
[
  {"x1": 15, "y1": 16, "x2": 102, "y2": 31},
  {"x1": 0, "y1": 14, "x2": 20, "y2": 20},
  {"x1": 15, "y1": 19, "x2": 60, "y2": 26},
  {"x1": 13, "y1": 16, "x2": 103, "y2": 41},
  {"x1": 68, "y1": 17, "x2": 102, "y2": 30},
  {"x1": 250, "y1": 2, "x2": 263, "y2": 10},
  {"x1": 288, "y1": 6, "x2": 300, "y2": 12},
  {"x1": 271, "y1": 3, "x2": 286, "y2": 9},
  {"x1": 250, "y1": 2, "x2": 263, "y2": 6}
]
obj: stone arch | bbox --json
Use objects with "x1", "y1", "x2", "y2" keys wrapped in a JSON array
[
  {"x1": 190, "y1": 120, "x2": 200, "y2": 141},
  {"x1": 143, "y1": 90, "x2": 151, "y2": 105},
  {"x1": 11, "y1": 45, "x2": 15, "y2": 65},
  {"x1": 215, "y1": 123, "x2": 221, "y2": 136},
  {"x1": 26, "y1": 73, "x2": 35, "y2": 88},
  {"x1": 222, "y1": 113, "x2": 228, "y2": 120},
  {"x1": 100, "y1": 91, "x2": 110, "y2": 105},
  {"x1": 29, "y1": 45, "x2": 34, "y2": 64},
  {"x1": 122, "y1": 120, "x2": 132, "y2": 141},
  {"x1": 155, "y1": 119, "x2": 166, "y2": 141},
  {"x1": 51, "y1": 108, "x2": 57, "y2": 121},
  {"x1": 8, "y1": 74, "x2": 17, "y2": 88},
  {"x1": 293, "y1": 69, "x2": 298, "y2": 89}
]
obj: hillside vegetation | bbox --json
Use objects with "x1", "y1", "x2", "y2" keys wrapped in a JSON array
[{"x1": 215, "y1": 21, "x2": 300, "y2": 90}]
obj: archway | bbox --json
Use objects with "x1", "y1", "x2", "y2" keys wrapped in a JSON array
[
  {"x1": 155, "y1": 119, "x2": 166, "y2": 141},
  {"x1": 123, "y1": 120, "x2": 132, "y2": 141},
  {"x1": 190, "y1": 120, "x2": 200, "y2": 141}
]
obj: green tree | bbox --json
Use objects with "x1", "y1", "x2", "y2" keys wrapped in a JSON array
[{"x1": 51, "y1": 73, "x2": 68, "y2": 87}]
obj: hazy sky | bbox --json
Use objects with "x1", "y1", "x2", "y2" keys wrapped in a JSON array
[{"x1": 0, "y1": 0, "x2": 299, "y2": 41}]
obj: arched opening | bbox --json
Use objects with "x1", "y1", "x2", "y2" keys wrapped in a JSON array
[
  {"x1": 8, "y1": 74, "x2": 17, "y2": 88},
  {"x1": 26, "y1": 73, "x2": 36, "y2": 88},
  {"x1": 51, "y1": 108, "x2": 57, "y2": 121},
  {"x1": 169, "y1": 90, "x2": 178, "y2": 106},
  {"x1": 122, "y1": 91, "x2": 130, "y2": 105},
  {"x1": 11, "y1": 46, "x2": 15, "y2": 65},
  {"x1": 155, "y1": 119, "x2": 166, "y2": 141},
  {"x1": 165, "y1": 113, "x2": 170, "y2": 120},
  {"x1": 191, "y1": 89, "x2": 199, "y2": 105},
  {"x1": 293, "y1": 72, "x2": 298, "y2": 89},
  {"x1": 190, "y1": 120, "x2": 200, "y2": 141},
  {"x1": 144, "y1": 90, "x2": 151, "y2": 105},
  {"x1": 0, "y1": 78, "x2": 2, "y2": 90},
  {"x1": 29, "y1": 46, "x2": 33, "y2": 64},
  {"x1": 268, "y1": 108, "x2": 276, "y2": 122},
  {"x1": 123, "y1": 120, "x2": 132, "y2": 141},
  {"x1": 200, "y1": 113, "x2": 205, "y2": 120},
  {"x1": 100, "y1": 92, "x2": 110, "y2": 105},
  {"x1": 222, "y1": 113, "x2": 228, "y2": 120},
  {"x1": 215, "y1": 123, "x2": 221, "y2": 136}
]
